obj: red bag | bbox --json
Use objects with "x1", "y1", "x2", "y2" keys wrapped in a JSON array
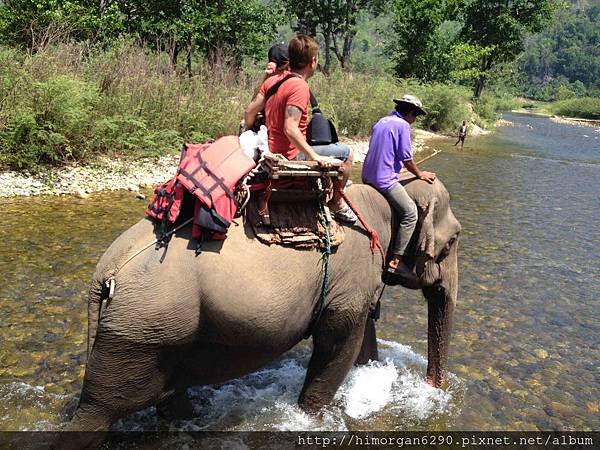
[{"x1": 146, "y1": 178, "x2": 185, "y2": 223}]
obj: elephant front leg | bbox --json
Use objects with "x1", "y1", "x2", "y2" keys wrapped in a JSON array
[
  {"x1": 355, "y1": 316, "x2": 378, "y2": 365},
  {"x1": 299, "y1": 305, "x2": 368, "y2": 412}
]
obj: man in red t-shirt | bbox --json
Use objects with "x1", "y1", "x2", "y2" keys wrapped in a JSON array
[{"x1": 244, "y1": 35, "x2": 356, "y2": 223}]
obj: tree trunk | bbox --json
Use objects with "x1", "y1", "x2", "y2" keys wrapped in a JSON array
[
  {"x1": 186, "y1": 40, "x2": 193, "y2": 78},
  {"x1": 168, "y1": 41, "x2": 179, "y2": 72},
  {"x1": 341, "y1": 31, "x2": 355, "y2": 71},
  {"x1": 474, "y1": 77, "x2": 485, "y2": 98},
  {"x1": 323, "y1": 27, "x2": 332, "y2": 75},
  {"x1": 473, "y1": 57, "x2": 492, "y2": 98}
]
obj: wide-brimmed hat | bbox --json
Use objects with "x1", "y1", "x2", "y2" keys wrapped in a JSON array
[
  {"x1": 393, "y1": 94, "x2": 427, "y2": 116},
  {"x1": 267, "y1": 43, "x2": 289, "y2": 68}
]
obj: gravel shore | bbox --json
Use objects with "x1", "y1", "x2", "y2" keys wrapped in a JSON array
[{"x1": 0, "y1": 130, "x2": 441, "y2": 198}]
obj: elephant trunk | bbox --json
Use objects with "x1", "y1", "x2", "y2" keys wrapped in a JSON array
[{"x1": 422, "y1": 240, "x2": 458, "y2": 388}]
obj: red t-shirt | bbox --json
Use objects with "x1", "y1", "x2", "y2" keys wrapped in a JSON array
[{"x1": 259, "y1": 71, "x2": 310, "y2": 160}]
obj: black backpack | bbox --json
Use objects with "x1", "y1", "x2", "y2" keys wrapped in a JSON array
[{"x1": 307, "y1": 92, "x2": 339, "y2": 146}]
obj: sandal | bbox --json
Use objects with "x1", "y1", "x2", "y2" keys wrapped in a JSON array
[{"x1": 386, "y1": 265, "x2": 419, "y2": 283}]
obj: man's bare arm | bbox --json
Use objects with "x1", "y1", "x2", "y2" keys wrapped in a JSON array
[
  {"x1": 243, "y1": 93, "x2": 265, "y2": 131},
  {"x1": 404, "y1": 159, "x2": 436, "y2": 184},
  {"x1": 283, "y1": 105, "x2": 326, "y2": 162}
]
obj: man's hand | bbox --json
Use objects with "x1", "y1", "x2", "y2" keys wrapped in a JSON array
[
  {"x1": 265, "y1": 61, "x2": 277, "y2": 75},
  {"x1": 419, "y1": 171, "x2": 436, "y2": 184},
  {"x1": 315, "y1": 155, "x2": 336, "y2": 168}
]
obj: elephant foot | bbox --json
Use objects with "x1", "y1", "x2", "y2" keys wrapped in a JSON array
[
  {"x1": 298, "y1": 394, "x2": 327, "y2": 414},
  {"x1": 156, "y1": 389, "x2": 195, "y2": 421}
]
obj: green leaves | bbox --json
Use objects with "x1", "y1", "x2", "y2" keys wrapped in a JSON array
[
  {"x1": 0, "y1": 1, "x2": 283, "y2": 65},
  {"x1": 285, "y1": 0, "x2": 377, "y2": 72}
]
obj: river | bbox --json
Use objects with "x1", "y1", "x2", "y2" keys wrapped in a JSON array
[{"x1": 0, "y1": 113, "x2": 598, "y2": 432}]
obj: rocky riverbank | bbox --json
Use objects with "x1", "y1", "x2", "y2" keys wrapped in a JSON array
[{"x1": 0, "y1": 129, "x2": 442, "y2": 198}]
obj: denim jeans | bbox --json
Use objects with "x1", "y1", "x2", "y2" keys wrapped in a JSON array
[{"x1": 294, "y1": 143, "x2": 351, "y2": 161}]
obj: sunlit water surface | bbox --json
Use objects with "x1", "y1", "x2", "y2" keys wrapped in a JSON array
[{"x1": 0, "y1": 113, "x2": 598, "y2": 431}]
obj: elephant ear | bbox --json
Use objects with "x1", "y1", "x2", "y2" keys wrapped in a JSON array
[{"x1": 417, "y1": 197, "x2": 437, "y2": 260}]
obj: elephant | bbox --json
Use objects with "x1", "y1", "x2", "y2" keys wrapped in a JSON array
[{"x1": 65, "y1": 172, "x2": 461, "y2": 432}]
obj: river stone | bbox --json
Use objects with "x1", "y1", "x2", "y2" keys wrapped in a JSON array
[
  {"x1": 533, "y1": 349, "x2": 548, "y2": 359},
  {"x1": 73, "y1": 189, "x2": 89, "y2": 199},
  {"x1": 586, "y1": 402, "x2": 599, "y2": 413}
]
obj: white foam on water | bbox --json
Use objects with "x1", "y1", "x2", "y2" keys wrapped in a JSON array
[
  {"x1": 336, "y1": 358, "x2": 398, "y2": 419},
  {"x1": 334, "y1": 339, "x2": 453, "y2": 422},
  {"x1": 78, "y1": 340, "x2": 460, "y2": 431},
  {"x1": 174, "y1": 339, "x2": 456, "y2": 431}
]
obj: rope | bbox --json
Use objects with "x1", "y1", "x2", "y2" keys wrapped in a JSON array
[
  {"x1": 339, "y1": 190, "x2": 386, "y2": 268},
  {"x1": 109, "y1": 217, "x2": 194, "y2": 283},
  {"x1": 304, "y1": 197, "x2": 331, "y2": 339}
]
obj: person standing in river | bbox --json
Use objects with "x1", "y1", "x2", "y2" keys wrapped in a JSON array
[
  {"x1": 362, "y1": 95, "x2": 436, "y2": 282},
  {"x1": 455, "y1": 120, "x2": 467, "y2": 149}
]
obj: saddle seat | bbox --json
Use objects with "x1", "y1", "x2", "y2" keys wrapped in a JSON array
[{"x1": 246, "y1": 154, "x2": 345, "y2": 249}]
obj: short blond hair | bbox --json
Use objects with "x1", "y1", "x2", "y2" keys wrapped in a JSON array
[{"x1": 288, "y1": 34, "x2": 319, "y2": 71}]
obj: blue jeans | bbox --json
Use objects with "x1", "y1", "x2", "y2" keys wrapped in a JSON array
[{"x1": 294, "y1": 143, "x2": 351, "y2": 161}]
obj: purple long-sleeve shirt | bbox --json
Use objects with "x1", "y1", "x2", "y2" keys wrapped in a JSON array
[{"x1": 361, "y1": 111, "x2": 413, "y2": 192}]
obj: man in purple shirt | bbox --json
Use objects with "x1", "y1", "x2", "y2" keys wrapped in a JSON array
[{"x1": 362, "y1": 95, "x2": 436, "y2": 280}]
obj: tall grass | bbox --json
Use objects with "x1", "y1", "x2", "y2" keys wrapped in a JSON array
[
  {"x1": 1, "y1": 42, "x2": 496, "y2": 171},
  {"x1": 0, "y1": 43, "x2": 257, "y2": 170},
  {"x1": 551, "y1": 97, "x2": 600, "y2": 120}
]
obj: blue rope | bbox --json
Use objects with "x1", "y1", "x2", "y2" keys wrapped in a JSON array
[
  {"x1": 316, "y1": 199, "x2": 331, "y2": 325},
  {"x1": 303, "y1": 198, "x2": 331, "y2": 339}
]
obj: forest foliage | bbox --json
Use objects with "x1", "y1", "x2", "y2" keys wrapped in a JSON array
[{"x1": 0, "y1": 0, "x2": 597, "y2": 170}]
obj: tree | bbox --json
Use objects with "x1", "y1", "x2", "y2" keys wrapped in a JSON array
[
  {"x1": 0, "y1": 0, "x2": 284, "y2": 70},
  {"x1": 0, "y1": 0, "x2": 123, "y2": 50},
  {"x1": 286, "y1": 0, "x2": 376, "y2": 73},
  {"x1": 459, "y1": 0, "x2": 559, "y2": 97},
  {"x1": 387, "y1": 0, "x2": 461, "y2": 81},
  {"x1": 519, "y1": 0, "x2": 600, "y2": 98}
]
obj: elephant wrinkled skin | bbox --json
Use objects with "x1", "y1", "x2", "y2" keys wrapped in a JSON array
[{"x1": 66, "y1": 175, "x2": 461, "y2": 431}]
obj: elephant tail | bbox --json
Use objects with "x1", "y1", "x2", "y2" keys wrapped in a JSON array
[{"x1": 86, "y1": 275, "x2": 108, "y2": 360}]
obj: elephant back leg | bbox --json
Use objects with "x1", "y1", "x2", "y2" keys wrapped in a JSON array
[
  {"x1": 298, "y1": 300, "x2": 369, "y2": 411},
  {"x1": 65, "y1": 332, "x2": 170, "y2": 432}
]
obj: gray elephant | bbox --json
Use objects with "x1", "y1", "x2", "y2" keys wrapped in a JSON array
[{"x1": 66, "y1": 173, "x2": 461, "y2": 431}]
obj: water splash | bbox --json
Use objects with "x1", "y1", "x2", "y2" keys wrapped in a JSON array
[{"x1": 161, "y1": 340, "x2": 457, "y2": 431}]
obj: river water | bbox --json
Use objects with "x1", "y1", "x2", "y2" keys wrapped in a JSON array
[{"x1": 0, "y1": 113, "x2": 598, "y2": 432}]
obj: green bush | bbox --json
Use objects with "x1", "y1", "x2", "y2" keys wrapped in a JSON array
[
  {"x1": 418, "y1": 83, "x2": 472, "y2": 133},
  {"x1": 0, "y1": 43, "x2": 256, "y2": 170},
  {"x1": 311, "y1": 74, "x2": 475, "y2": 135},
  {"x1": 472, "y1": 94, "x2": 500, "y2": 126},
  {"x1": 0, "y1": 74, "x2": 99, "y2": 169},
  {"x1": 0, "y1": 42, "x2": 509, "y2": 171},
  {"x1": 551, "y1": 97, "x2": 600, "y2": 120}
]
